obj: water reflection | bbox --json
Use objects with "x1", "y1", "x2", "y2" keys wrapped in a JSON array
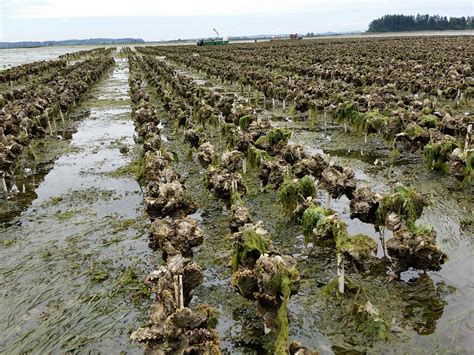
[
  {"x1": 0, "y1": 125, "x2": 80, "y2": 226},
  {"x1": 397, "y1": 273, "x2": 445, "y2": 335}
]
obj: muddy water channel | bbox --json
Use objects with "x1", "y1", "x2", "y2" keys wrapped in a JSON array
[
  {"x1": 0, "y1": 58, "x2": 154, "y2": 353},
  {"x1": 158, "y1": 61, "x2": 474, "y2": 353}
]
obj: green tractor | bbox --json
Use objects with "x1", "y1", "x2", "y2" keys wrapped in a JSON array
[{"x1": 197, "y1": 28, "x2": 229, "y2": 46}]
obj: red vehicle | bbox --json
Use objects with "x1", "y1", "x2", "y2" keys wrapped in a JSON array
[{"x1": 289, "y1": 33, "x2": 303, "y2": 40}]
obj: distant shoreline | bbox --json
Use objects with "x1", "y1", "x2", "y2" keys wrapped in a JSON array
[
  {"x1": 1, "y1": 29, "x2": 472, "y2": 50},
  {"x1": 0, "y1": 38, "x2": 144, "y2": 49},
  {"x1": 154, "y1": 29, "x2": 474, "y2": 46}
]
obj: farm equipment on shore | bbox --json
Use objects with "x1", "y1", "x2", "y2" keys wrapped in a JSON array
[
  {"x1": 197, "y1": 28, "x2": 229, "y2": 46},
  {"x1": 271, "y1": 33, "x2": 303, "y2": 41}
]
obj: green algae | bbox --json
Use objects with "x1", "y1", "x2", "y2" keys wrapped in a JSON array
[
  {"x1": 1, "y1": 239, "x2": 17, "y2": 248},
  {"x1": 106, "y1": 157, "x2": 143, "y2": 179},
  {"x1": 277, "y1": 175, "x2": 316, "y2": 217},
  {"x1": 44, "y1": 196, "x2": 64, "y2": 207},
  {"x1": 268, "y1": 128, "x2": 292, "y2": 146},
  {"x1": 463, "y1": 150, "x2": 474, "y2": 182},
  {"x1": 231, "y1": 228, "x2": 271, "y2": 272},
  {"x1": 239, "y1": 114, "x2": 254, "y2": 130},
  {"x1": 111, "y1": 218, "x2": 136, "y2": 234},
  {"x1": 301, "y1": 205, "x2": 333, "y2": 240},
  {"x1": 274, "y1": 273, "x2": 291, "y2": 355},
  {"x1": 364, "y1": 110, "x2": 388, "y2": 133},
  {"x1": 353, "y1": 300, "x2": 390, "y2": 341},
  {"x1": 339, "y1": 234, "x2": 378, "y2": 261},
  {"x1": 376, "y1": 184, "x2": 426, "y2": 230},
  {"x1": 257, "y1": 128, "x2": 292, "y2": 147},
  {"x1": 390, "y1": 147, "x2": 400, "y2": 161},
  {"x1": 55, "y1": 208, "x2": 85, "y2": 221},
  {"x1": 230, "y1": 190, "x2": 245, "y2": 206},
  {"x1": 115, "y1": 266, "x2": 151, "y2": 304},
  {"x1": 111, "y1": 150, "x2": 147, "y2": 182},
  {"x1": 419, "y1": 114, "x2": 438, "y2": 128},
  {"x1": 82, "y1": 98, "x2": 132, "y2": 109},
  {"x1": 335, "y1": 101, "x2": 359, "y2": 122},
  {"x1": 423, "y1": 139, "x2": 457, "y2": 171},
  {"x1": 308, "y1": 106, "x2": 318, "y2": 128},
  {"x1": 302, "y1": 203, "x2": 377, "y2": 265},
  {"x1": 315, "y1": 215, "x2": 349, "y2": 247},
  {"x1": 299, "y1": 203, "x2": 349, "y2": 246},
  {"x1": 247, "y1": 145, "x2": 269, "y2": 169},
  {"x1": 405, "y1": 123, "x2": 425, "y2": 139}
]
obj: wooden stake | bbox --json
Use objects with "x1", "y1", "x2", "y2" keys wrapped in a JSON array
[
  {"x1": 379, "y1": 231, "x2": 387, "y2": 257},
  {"x1": 174, "y1": 275, "x2": 180, "y2": 306},
  {"x1": 337, "y1": 253, "x2": 344, "y2": 294},
  {"x1": 325, "y1": 191, "x2": 331, "y2": 208},
  {"x1": 52, "y1": 116, "x2": 58, "y2": 132},
  {"x1": 178, "y1": 275, "x2": 184, "y2": 309},
  {"x1": 47, "y1": 118, "x2": 53, "y2": 136},
  {"x1": 231, "y1": 180, "x2": 237, "y2": 193},
  {"x1": 1, "y1": 177, "x2": 7, "y2": 193},
  {"x1": 465, "y1": 123, "x2": 472, "y2": 152}
]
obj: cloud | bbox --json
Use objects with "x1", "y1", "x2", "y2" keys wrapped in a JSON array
[
  {"x1": 7, "y1": 0, "x2": 388, "y2": 19},
  {"x1": 2, "y1": 0, "x2": 49, "y2": 16},
  {"x1": 1, "y1": 0, "x2": 471, "y2": 42},
  {"x1": 4, "y1": 0, "x2": 472, "y2": 20}
]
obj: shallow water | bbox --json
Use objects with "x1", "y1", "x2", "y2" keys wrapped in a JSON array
[
  {"x1": 161, "y1": 61, "x2": 474, "y2": 353},
  {"x1": 0, "y1": 45, "x2": 114, "y2": 68},
  {"x1": 1, "y1": 48, "x2": 473, "y2": 354},
  {"x1": 0, "y1": 57, "x2": 154, "y2": 353},
  {"x1": 289, "y1": 122, "x2": 474, "y2": 354}
]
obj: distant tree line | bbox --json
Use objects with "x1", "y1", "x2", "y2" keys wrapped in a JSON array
[{"x1": 368, "y1": 14, "x2": 474, "y2": 32}]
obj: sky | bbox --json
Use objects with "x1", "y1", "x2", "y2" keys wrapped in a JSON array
[{"x1": 0, "y1": 0, "x2": 472, "y2": 42}]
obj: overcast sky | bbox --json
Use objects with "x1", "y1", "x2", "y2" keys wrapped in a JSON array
[{"x1": 1, "y1": 0, "x2": 472, "y2": 41}]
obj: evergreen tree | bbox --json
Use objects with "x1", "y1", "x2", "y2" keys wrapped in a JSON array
[{"x1": 368, "y1": 14, "x2": 471, "y2": 32}]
